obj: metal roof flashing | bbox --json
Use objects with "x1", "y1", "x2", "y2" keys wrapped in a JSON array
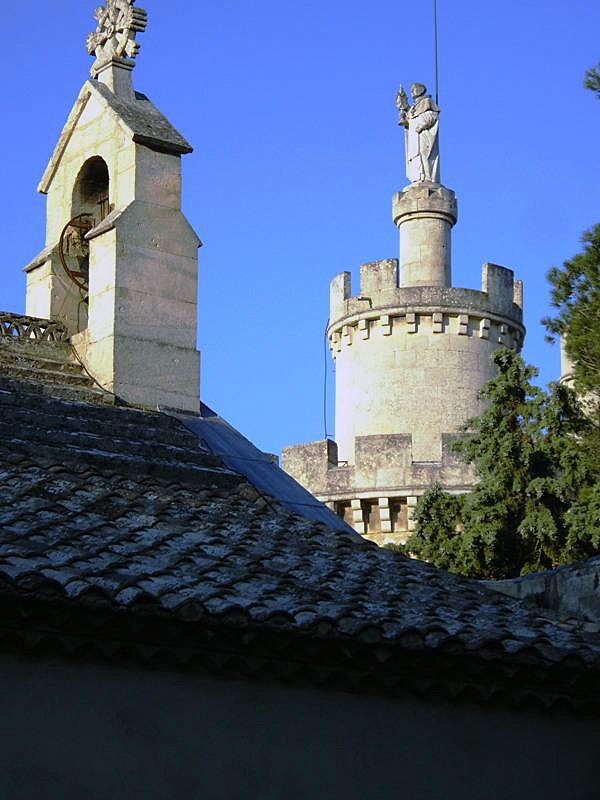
[{"x1": 166, "y1": 404, "x2": 358, "y2": 536}]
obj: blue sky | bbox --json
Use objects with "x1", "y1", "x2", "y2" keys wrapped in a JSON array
[{"x1": 3, "y1": 0, "x2": 600, "y2": 456}]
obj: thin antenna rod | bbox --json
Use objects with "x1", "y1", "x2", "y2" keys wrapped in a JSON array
[{"x1": 433, "y1": 0, "x2": 439, "y2": 104}]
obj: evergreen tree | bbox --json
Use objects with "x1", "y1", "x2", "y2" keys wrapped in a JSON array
[
  {"x1": 539, "y1": 61, "x2": 600, "y2": 560},
  {"x1": 584, "y1": 62, "x2": 600, "y2": 97},
  {"x1": 544, "y1": 62, "x2": 600, "y2": 399},
  {"x1": 405, "y1": 484, "x2": 464, "y2": 571},
  {"x1": 544, "y1": 224, "x2": 600, "y2": 398},
  {"x1": 404, "y1": 66, "x2": 600, "y2": 579},
  {"x1": 405, "y1": 350, "x2": 598, "y2": 579}
]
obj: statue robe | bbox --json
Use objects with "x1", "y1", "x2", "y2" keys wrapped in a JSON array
[{"x1": 405, "y1": 95, "x2": 440, "y2": 183}]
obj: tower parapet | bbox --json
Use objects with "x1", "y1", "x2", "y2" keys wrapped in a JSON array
[{"x1": 284, "y1": 83, "x2": 525, "y2": 545}]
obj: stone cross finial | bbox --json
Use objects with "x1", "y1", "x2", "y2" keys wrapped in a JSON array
[{"x1": 87, "y1": 0, "x2": 148, "y2": 78}]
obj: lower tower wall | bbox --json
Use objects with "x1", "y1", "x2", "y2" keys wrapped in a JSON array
[{"x1": 282, "y1": 432, "x2": 475, "y2": 546}]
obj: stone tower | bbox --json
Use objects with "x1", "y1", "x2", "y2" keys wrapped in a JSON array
[
  {"x1": 24, "y1": 0, "x2": 201, "y2": 413},
  {"x1": 283, "y1": 83, "x2": 525, "y2": 545}
]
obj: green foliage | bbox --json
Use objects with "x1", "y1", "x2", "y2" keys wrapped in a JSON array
[
  {"x1": 584, "y1": 63, "x2": 600, "y2": 97},
  {"x1": 404, "y1": 350, "x2": 599, "y2": 579},
  {"x1": 564, "y1": 483, "x2": 600, "y2": 558},
  {"x1": 406, "y1": 484, "x2": 464, "y2": 571},
  {"x1": 403, "y1": 64, "x2": 600, "y2": 579},
  {"x1": 544, "y1": 224, "x2": 600, "y2": 397}
]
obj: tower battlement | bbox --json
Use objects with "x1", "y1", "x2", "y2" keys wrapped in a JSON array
[
  {"x1": 330, "y1": 261, "x2": 523, "y2": 329},
  {"x1": 282, "y1": 431, "x2": 476, "y2": 543},
  {"x1": 483, "y1": 262, "x2": 523, "y2": 317}
]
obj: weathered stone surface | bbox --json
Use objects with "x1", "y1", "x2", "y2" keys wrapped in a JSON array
[
  {"x1": 329, "y1": 275, "x2": 523, "y2": 327},
  {"x1": 282, "y1": 439, "x2": 338, "y2": 494},
  {"x1": 86, "y1": 0, "x2": 148, "y2": 80},
  {"x1": 0, "y1": 335, "x2": 112, "y2": 405},
  {"x1": 285, "y1": 116, "x2": 523, "y2": 538},
  {"x1": 393, "y1": 183, "x2": 457, "y2": 288},
  {"x1": 283, "y1": 432, "x2": 475, "y2": 503},
  {"x1": 24, "y1": 65, "x2": 200, "y2": 413},
  {"x1": 486, "y1": 557, "x2": 600, "y2": 632},
  {"x1": 329, "y1": 312, "x2": 522, "y2": 464},
  {"x1": 482, "y1": 262, "x2": 519, "y2": 318}
]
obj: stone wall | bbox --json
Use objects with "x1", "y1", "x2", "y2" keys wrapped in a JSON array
[
  {"x1": 284, "y1": 256, "x2": 524, "y2": 543},
  {"x1": 23, "y1": 81, "x2": 201, "y2": 413},
  {"x1": 283, "y1": 432, "x2": 475, "y2": 545},
  {"x1": 487, "y1": 557, "x2": 600, "y2": 633}
]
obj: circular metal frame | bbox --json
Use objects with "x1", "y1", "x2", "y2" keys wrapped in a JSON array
[{"x1": 58, "y1": 213, "x2": 95, "y2": 295}]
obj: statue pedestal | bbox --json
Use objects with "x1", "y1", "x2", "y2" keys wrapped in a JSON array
[{"x1": 392, "y1": 182, "x2": 457, "y2": 288}]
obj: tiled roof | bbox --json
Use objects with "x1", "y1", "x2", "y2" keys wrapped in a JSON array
[
  {"x1": 171, "y1": 405, "x2": 356, "y2": 532},
  {"x1": 1, "y1": 341, "x2": 600, "y2": 711}
]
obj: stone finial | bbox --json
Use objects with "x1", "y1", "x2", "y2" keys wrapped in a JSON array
[{"x1": 87, "y1": 0, "x2": 148, "y2": 78}]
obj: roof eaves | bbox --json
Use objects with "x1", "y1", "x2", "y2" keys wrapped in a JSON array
[{"x1": 1, "y1": 587, "x2": 598, "y2": 716}]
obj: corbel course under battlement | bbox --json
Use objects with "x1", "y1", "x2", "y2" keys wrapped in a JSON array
[{"x1": 327, "y1": 309, "x2": 525, "y2": 356}]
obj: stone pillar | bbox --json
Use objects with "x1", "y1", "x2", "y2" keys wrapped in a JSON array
[
  {"x1": 378, "y1": 497, "x2": 392, "y2": 534},
  {"x1": 96, "y1": 60, "x2": 136, "y2": 101},
  {"x1": 392, "y1": 183, "x2": 457, "y2": 288},
  {"x1": 407, "y1": 495, "x2": 418, "y2": 533},
  {"x1": 73, "y1": 190, "x2": 201, "y2": 413},
  {"x1": 351, "y1": 499, "x2": 365, "y2": 534}
]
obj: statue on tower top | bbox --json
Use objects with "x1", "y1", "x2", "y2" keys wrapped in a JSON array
[
  {"x1": 87, "y1": 0, "x2": 148, "y2": 78},
  {"x1": 396, "y1": 83, "x2": 440, "y2": 185}
]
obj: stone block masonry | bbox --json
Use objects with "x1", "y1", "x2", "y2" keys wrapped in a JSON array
[
  {"x1": 327, "y1": 261, "x2": 524, "y2": 465},
  {"x1": 284, "y1": 251, "x2": 524, "y2": 543},
  {"x1": 283, "y1": 123, "x2": 524, "y2": 540},
  {"x1": 23, "y1": 39, "x2": 201, "y2": 413}
]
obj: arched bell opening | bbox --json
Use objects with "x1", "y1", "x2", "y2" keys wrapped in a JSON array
[
  {"x1": 72, "y1": 156, "x2": 110, "y2": 222},
  {"x1": 57, "y1": 157, "x2": 111, "y2": 320}
]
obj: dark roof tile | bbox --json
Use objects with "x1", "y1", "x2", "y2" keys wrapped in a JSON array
[{"x1": 1, "y1": 357, "x2": 600, "y2": 710}]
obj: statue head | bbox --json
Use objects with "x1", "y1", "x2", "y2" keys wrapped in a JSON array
[{"x1": 410, "y1": 83, "x2": 427, "y2": 100}]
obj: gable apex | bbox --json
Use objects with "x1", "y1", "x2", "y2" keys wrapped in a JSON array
[{"x1": 38, "y1": 79, "x2": 193, "y2": 195}]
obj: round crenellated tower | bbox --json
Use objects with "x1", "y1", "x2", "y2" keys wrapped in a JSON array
[
  {"x1": 329, "y1": 200, "x2": 524, "y2": 467},
  {"x1": 283, "y1": 83, "x2": 525, "y2": 544}
]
